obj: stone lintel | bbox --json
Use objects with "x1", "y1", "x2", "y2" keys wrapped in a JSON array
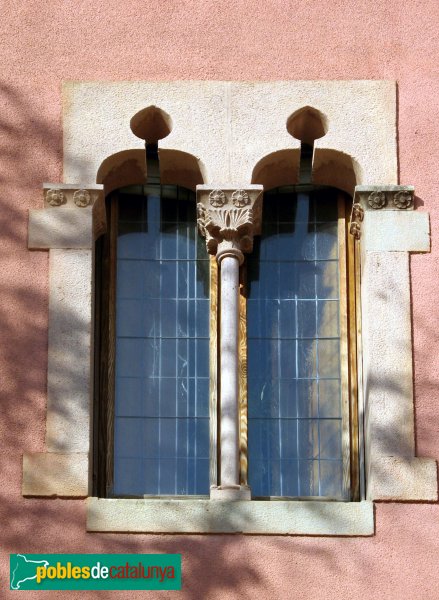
[
  {"x1": 87, "y1": 497, "x2": 374, "y2": 535},
  {"x1": 22, "y1": 453, "x2": 89, "y2": 497}
]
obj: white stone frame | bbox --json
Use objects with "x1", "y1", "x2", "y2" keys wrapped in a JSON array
[{"x1": 23, "y1": 81, "x2": 437, "y2": 535}]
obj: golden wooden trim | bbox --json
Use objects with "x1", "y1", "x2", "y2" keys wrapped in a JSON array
[
  {"x1": 238, "y1": 264, "x2": 248, "y2": 487},
  {"x1": 338, "y1": 194, "x2": 351, "y2": 499},
  {"x1": 354, "y1": 237, "x2": 365, "y2": 500},
  {"x1": 209, "y1": 256, "x2": 219, "y2": 487},
  {"x1": 347, "y1": 199, "x2": 360, "y2": 501}
]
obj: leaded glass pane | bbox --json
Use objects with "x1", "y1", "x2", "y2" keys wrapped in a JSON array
[
  {"x1": 113, "y1": 186, "x2": 210, "y2": 496},
  {"x1": 247, "y1": 187, "x2": 343, "y2": 498}
]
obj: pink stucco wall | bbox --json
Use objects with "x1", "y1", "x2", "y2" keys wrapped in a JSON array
[{"x1": 1, "y1": 1, "x2": 438, "y2": 598}]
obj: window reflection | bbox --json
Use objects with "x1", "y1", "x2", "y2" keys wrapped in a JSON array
[
  {"x1": 113, "y1": 186, "x2": 210, "y2": 496},
  {"x1": 247, "y1": 187, "x2": 343, "y2": 498}
]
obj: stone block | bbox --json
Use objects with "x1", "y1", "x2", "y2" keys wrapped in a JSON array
[
  {"x1": 46, "y1": 249, "x2": 92, "y2": 453},
  {"x1": 63, "y1": 81, "x2": 396, "y2": 188},
  {"x1": 361, "y1": 252, "x2": 415, "y2": 458},
  {"x1": 22, "y1": 453, "x2": 89, "y2": 497},
  {"x1": 210, "y1": 487, "x2": 252, "y2": 501},
  {"x1": 362, "y1": 211, "x2": 430, "y2": 252},
  {"x1": 367, "y1": 457, "x2": 438, "y2": 501},
  {"x1": 29, "y1": 208, "x2": 93, "y2": 249}
]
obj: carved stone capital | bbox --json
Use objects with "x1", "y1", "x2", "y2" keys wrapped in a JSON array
[
  {"x1": 196, "y1": 185, "x2": 263, "y2": 263},
  {"x1": 350, "y1": 185, "x2": 415, "y2": 239}
]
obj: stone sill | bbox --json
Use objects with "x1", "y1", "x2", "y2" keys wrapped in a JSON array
[{"x1": 87, "y1": 497, "x2": 374, "y2": 536}]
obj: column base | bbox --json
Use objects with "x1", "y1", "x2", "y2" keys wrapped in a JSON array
[{"x1": 210, "y1": 485, "x2": 251, "y2": 501}]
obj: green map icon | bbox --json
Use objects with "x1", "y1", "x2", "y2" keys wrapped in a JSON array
[{"x1": 10, "y1": 554, "x2": 50, "y2": 590}]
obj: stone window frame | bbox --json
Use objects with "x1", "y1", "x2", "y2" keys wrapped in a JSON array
[{"x1": 22, "y1": 81, "x2": 437, "y2": 535}]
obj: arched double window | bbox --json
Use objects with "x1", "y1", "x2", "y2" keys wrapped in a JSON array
[
  {"x1": 24, "y1": 83, "x2": 434, "y2": 535},
  {"x1": 95, "y1": 147, "x2": 359, "y2": 501},
  {"x1": 94, "y1": 107, "x2": 360, "y2": 502}
]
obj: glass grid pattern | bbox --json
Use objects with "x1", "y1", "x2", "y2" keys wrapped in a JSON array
[
  {"x1": 247, "y1": 187, "x2": 343, "y2": 498},
  {"x1": 113, "y1": 186, "x2": 210, "y2": 496}
]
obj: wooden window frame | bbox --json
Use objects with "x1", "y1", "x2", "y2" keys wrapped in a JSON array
[{"x1": 93, "y1": 194, "x2": 117, "y2": 498}]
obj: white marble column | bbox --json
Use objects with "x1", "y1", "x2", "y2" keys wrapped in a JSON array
[
  {"x1": 218, "y1": 253, "x2": 241, "y2": 489},
  {"x1": 196, "y1": 186, "x2": 263, "y2": 500}
]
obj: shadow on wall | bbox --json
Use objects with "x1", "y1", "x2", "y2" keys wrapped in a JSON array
[
  {"x1": 0, "y1": 82, "x2": 264, "y2": 600},
  {"x1": 0, "y1": 80, "x2": 92, "y2": 547},
  {"x1": 0, "y1": 81, "x2": 439, "y2": 600},
  {"x1": 0, "y1": 81, "x2": 60, "y2": 457}
]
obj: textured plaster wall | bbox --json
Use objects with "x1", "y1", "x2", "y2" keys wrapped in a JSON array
[
  {"x1": 63, "y1": 80, "x2": 396, "y2": 188},
  {"x1": 0, "y1": 1, "x2": 438, "y2": 599}
]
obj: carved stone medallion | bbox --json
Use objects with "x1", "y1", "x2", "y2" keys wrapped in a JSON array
[
  {"x1": 46, "y1": 189, "x2": 66, "y2": 207},
  {"x1": 73, "y1": 189, "x2": 92, "y2": 208},
  {"x1": 393, "y1": 190, "x2": 413, "y2": 209},
  {"x1": 368, "y1": 191, "x2": 386, "y2": 209},
  {"x1": 232, "y1": 189, "x2": 250, "y2": 207},
  {"x1": 209, "y1": 189, "x2": 227, "y2": 207}
]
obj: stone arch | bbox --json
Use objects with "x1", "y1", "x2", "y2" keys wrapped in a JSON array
[
  {"x1": 251, "y1": 149, "x2": 301, "y2": 189},
  {"x1": 96, "y1": 149, "x2": 146, "y2": 195},
  {"x1": 312, "y1": 148, "x2": 361, "y2": 196},
  {"x1": 97, "y1": 148, "x2": 206, "y2": 195},
  {"x1": 251, "y1": 147, "x2": 360, "y2": 196}
]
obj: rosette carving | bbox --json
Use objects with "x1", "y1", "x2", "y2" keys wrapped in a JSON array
[
  {"x1": 232, "y1": 189, "x2": 249, "y2": 207},
  {"x1": 73, "y1": 189, "x2": 92, "y2": 207},
  {"x1": 43, "y1": 184, "x2": 102, "y2": 208},
  {"x1": 46, "y1": 189, "x2": 66, "y2": 207},
  {"x1": 368, "y1": 191, "x2": 386, "y2": 209},
  {"x1": 209, "y1": 189, "x2": 227, "y2": 207},
  {"x1": 393, "y1": 190, "x2": 413, "y2": 209}
]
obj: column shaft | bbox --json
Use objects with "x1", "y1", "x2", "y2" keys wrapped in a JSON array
[
  {"x1": 219, "y1": 255, "x2": 240, "y2": 488},
  {"x1": 196, "y1": 185, "x2": 263, "y2": 499}
]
